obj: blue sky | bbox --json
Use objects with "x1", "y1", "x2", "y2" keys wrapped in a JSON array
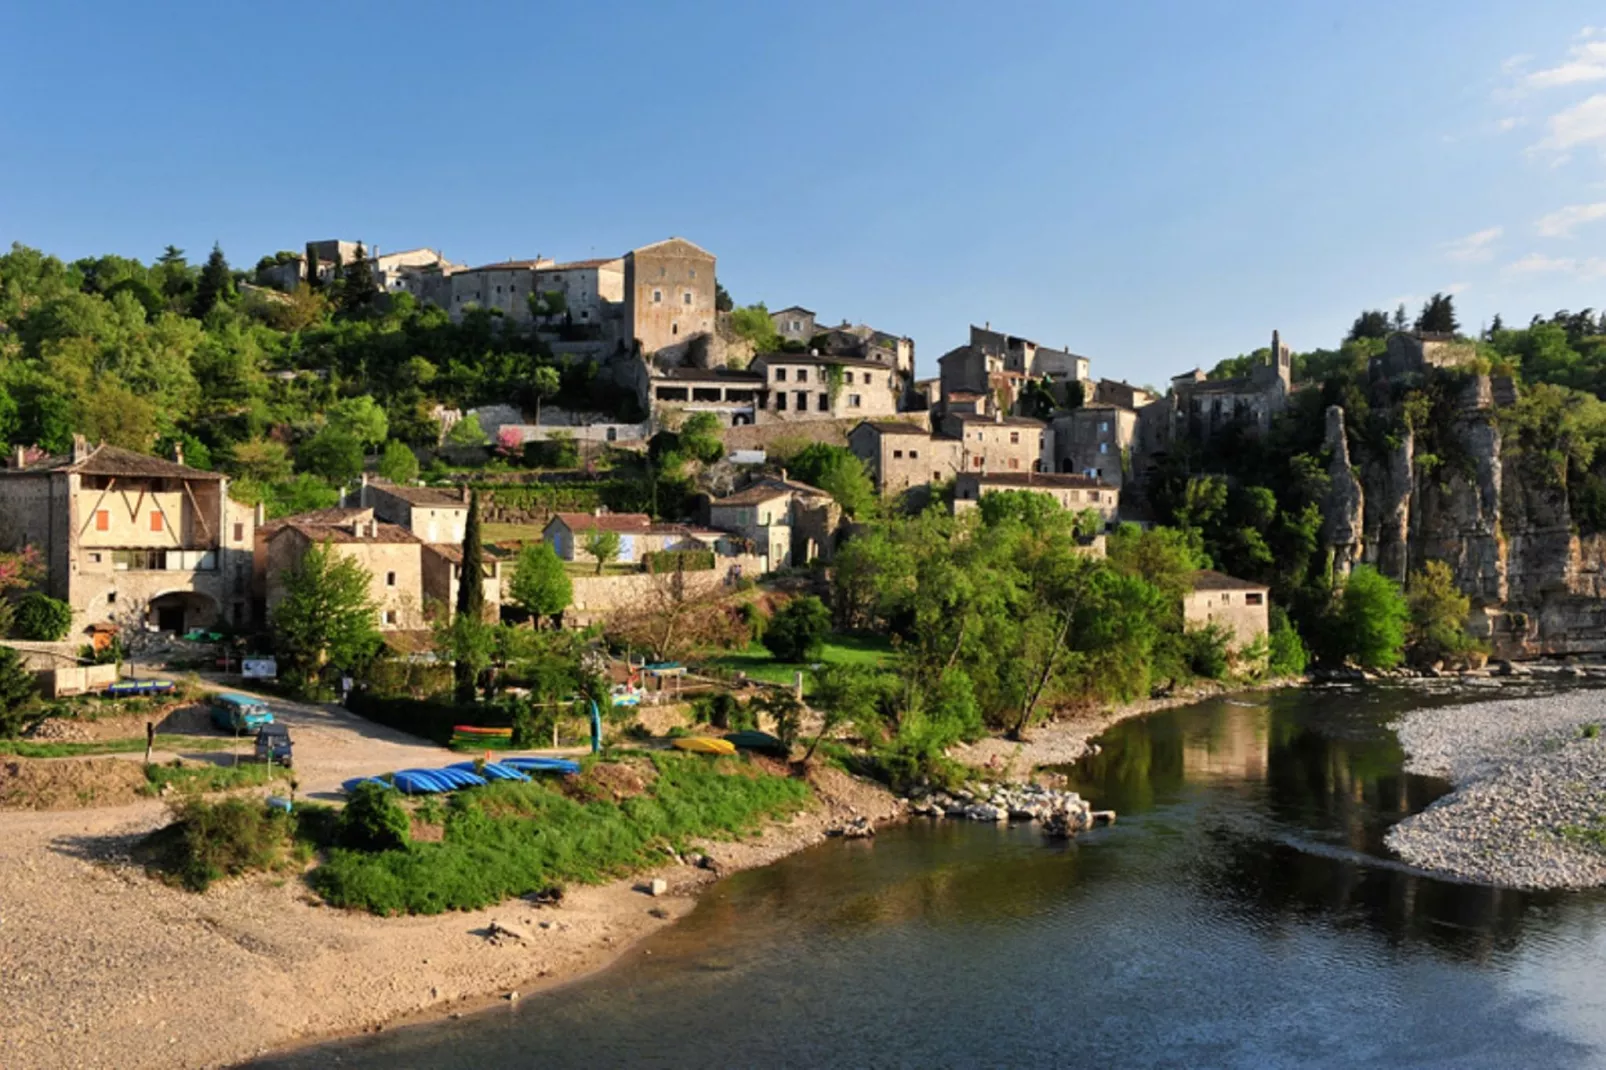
[{"x1": 3, "y1": 1, "x2": 1606, "y2": 384}]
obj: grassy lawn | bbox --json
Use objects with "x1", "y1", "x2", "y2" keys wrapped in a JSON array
[
  {"x1": 140, "y1": 759, "x2": 291, "y2": 796},
  {"x1": 483, "y1": 522, "x2": 547, "y2": 544},
  {"x1": 707, "y1": 633, "x2": 895, "y2": 688},
  {"x1": 0, "y1": 734, "x2": 239, "y2": 759}
]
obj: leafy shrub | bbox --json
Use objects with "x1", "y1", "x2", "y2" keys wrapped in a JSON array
[
  {"x1": 523, "y1": 435, "x2": 579, "y2": 469},
  {"x1": 13, "y1": 592, "x2": 72, "y2": 640},
  {"x1": 763, "y1": 596, "x2": 831, "y2": 662},
  {"x1": 1267, "y1": 607, "x2": 1309, "y2": 677},
  {"x1": 643, "y1": 550, "x2": 715, "y2": 573},
  {"x1": 340, "y1": 782, "x2": 412, "y2": 851},
  {"x1": 147, "y1": 797, "x2": 295, "y2": 892},
  {"x1": 691, "y1": 691, "x2": 754, "y2": 731},
  {"x1": 345, "y1": 690, "x2": 497, "y2": 745},
  {"x1": 0, "y1": 645, "x2": 40, "y2": 738},
  {"x1": 1321, "y1": 565, "x2": 1409, "y2": 670},
  {"x1": 1184, "y1": 624, "x2": 1233, "y2": 680}
]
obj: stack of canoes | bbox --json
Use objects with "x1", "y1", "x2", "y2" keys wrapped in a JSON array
[
  {"x1": 450, "y1": 725, "x2": 514, "y2": 750},
  {"x1": 340, "y1": 757, "x2": 580, "y2": 795}
]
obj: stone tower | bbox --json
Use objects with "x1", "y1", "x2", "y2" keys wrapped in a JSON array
[{"x1": 1271, "y1": 329, "x2": 1292, "y2": 390}]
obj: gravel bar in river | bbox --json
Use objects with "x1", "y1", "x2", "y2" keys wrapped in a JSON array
[{"x1": 1386, "y1": 688, "x2": 1606, "y2": 889}]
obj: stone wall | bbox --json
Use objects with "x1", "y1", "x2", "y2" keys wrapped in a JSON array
[{"x1": 566, "y1": 554, "x2": 766, "y2": 625}]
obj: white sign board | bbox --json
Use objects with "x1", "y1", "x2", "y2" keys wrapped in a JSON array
[{"x1": 242, "y1": 657, "x2": 278, "y2": 679}]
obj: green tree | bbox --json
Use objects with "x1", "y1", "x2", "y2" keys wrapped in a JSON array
[
  {"x1": 1407, "y1": 560, "x2": 1482, "y2": 667},
  {"x1": 303, "y1": 243, "x2": 321, "y2": 290},
  {"x1": 1325, "y1": 565, "x2": 1409, "y2": 670},
  {"x1": 192, "y1": 243, "x2": 233, "y2": 318},
  {"x1": 530, "y1": 365, "x2": 561, "y2": 429},
  {"x1": 328, "y1": 394, "x2": 389, "y2": 447},
  {"x1": 714, "y1": 281, "x2": 734, "y2": 313},
  {"x1": 341, "y1": 243, "x2": 374, "y2": 312},
  {"x1": 583, "y1": 529, "x2": 621, "y2": 575},
  {"x1": 0, "y1": 645, "x2": 40, "y2": 738},
  {"x1": 764, "y1": 595, "x2": 832, "y2": 662},
  {"x1": 805, "y1": 663, "x2": 892, "y2": 762},
  {"x1": 1267, "y1": 606, "x2": 1309, "y2": 677},
  {"x1": 1347, "y1": 309, "x2": 1391, "y2": 341},
  {"x1": 377, "y1": 439, "x2": 420, "y2": 484},
  {"x1": 12, "y1": 592, "x2": 71, "y2": 640},
  {"x1": 298, "y1": 425, "x2": 364, "y2": 485},
  {"x1": 786, "y1": 442, "x2": 876, "y2": 518},
  {"x1": 728, "y1": 304, "x2": 779, "y2": 350},
  {"x1": 1415, "y1": 293, "x2": 1459, "y2": 335},
  {"x1": 446, "y1": 413, "x2": 488, "y2": 447},
  {"x1": 455, "y1": 491, "x2": 486, "y2": 701},
  {"x1": 271, "y1": 542, "x2": 381, "y2": 690},
  {"x1": 509, "y1": 543, "x2": 572, "y2": 621},
  {"x1": 679, "y1": 411, "x2": 725, "y2": 465}
]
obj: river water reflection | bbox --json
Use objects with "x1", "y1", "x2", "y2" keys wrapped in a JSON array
[{"x1": 251, "y1": 684, "x2": 1606, "y2": 1069}]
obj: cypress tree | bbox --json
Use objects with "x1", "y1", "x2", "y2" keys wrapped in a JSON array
[
  {"x1": 343, "y1": 242, "x2": 375, "y2": 311},
  {"x1": 453, "y1": 491, "x2": 485, "y2": 702},
  {"x1": 304, "y1": 242, "x2": 321, "y2": 290}
]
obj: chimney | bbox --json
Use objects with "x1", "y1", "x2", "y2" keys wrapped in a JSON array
[
  {"x1": 254, "y1": 501, "x2": 266, "y2": 526},
  {"x1": 779, "y1": 467, "x2": 788, "y2": 481},
  {"x1": 593, "y1": 507, "x2": 605, "y2": 518},
  {"x1": 71, "y1": 434, "x2": 90, "y2": 463},
  {"x1": 460, "y1": 485, "x2": 471, "y2": 504},
  {"x1": 11, "y1": 445, "x2": 24, "y2": 470},
  {"x1": 172, "y1": 440, "x2": 184, "y2": 466},
  {"x1": 994, "y1": 408, "x2": 1004, "y2": 424}
]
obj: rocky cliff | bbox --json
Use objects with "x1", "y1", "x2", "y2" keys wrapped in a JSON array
[{"x1": 1323, "y1": 368, "x2": 1606, "y2": 659}]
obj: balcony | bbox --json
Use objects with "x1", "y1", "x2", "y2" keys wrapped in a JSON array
[{"x1": 110, "y1": 548, "x2": 218, "y2": 572}]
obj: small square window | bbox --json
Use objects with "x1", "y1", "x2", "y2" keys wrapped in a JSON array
[
  {"x1": 386, "y1": 571, "x2": 397, "y2": 587},
  {"x1": 776, "y1": 368, "x2": 787, "y2": 382},
  {"x1": 818, "y1": 393, "x2": 830, "y2": 411},
  {"x1": 107, "y1": 590, "x2": 116, "y2": 604},
  {"x1": 1008, "y1": 458, "x2": 1020, "y2": 469},
  {"x1": 95, "y1": 510, "x2": 109, "y2": 531},
  {"x1": 972, "y1": 456, "x2": 983, "y2": 468},
  {"x1": 849, "y1": 394, "x2": 861, "y2": 407},
  {"x1": 893, "y1": 449, "x2": 904, "y2": 459},
  {"x1": 1010, "y1": 432, "x2": 1020, "y2": 444},
  {"x1": 383, "y1": 609, "x2": 398, "y2": 625},
  {"x1": 233, "y1": 522, "x2": 244, "y2": 542},
  {"x1": 683, "y1": 292, "x2": 692, "y2": 305},
  {"x1": 653, "y1": 289, "x2": 663, "y2": 303},
  {"x1": 1247, "y1": 592, "x2": 1264, "y2": 605},
  {"x1": 910, "y1": 450, "x2": 919, "y2": 459},
  {"x1": 1222, "y1": 593, "x2": 1232, "y2": 605},
  {"x1": 89, "y1": 552, "x2": 102, "y2": 564}
]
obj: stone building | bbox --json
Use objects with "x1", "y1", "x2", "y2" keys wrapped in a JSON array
[
  {"x1": 542, "y1": 512, "x2": 733, "y2": 567},
  {"x1": 648, "y1": 367, "x2": 766, "y2": 426},
  {"x1": 1184, "y1": 570, "x2": 1270, "y2": 649},
  {"x1": 531, "y1": 258, "x2": 625, "y2": 328},
  {"x1": 350, "y1": 478, "x2": 469, "y2": 543},
  {"x1": 707, "y1": 476, "x2": 838, "y2": 570},
  {"x1": 751, "y1": 353, "x2": 900, "y2": 421},
  {"x1": 0, "y1": 439, "x2": 257, "y2": 636},
  {"x1": 262, "y1": 511, "x2": 426, "y2": 632},
  {"x1": 1049, "y1": 404, "x2": 1138, "y2": 488},
  {"x1": 444, "y1": 259, "x2": 555, "y2": 320},
  {"x1": 1089, "y1": 379, "x2": 1155, "y2": 411},
  {"x1": 951, "y1": 471, "x2": 1119, "y2": 523},
  {"x1": 937, "y1": 412, "x2": 1049, "y2": 475},
  {"x1": 770, "y1": 306, "x2": 817, "y2": 345},
  {"x1": 624, "y1": 238, "x2": 717, "y2": 364},
  {"x1": 1162, "y1": 330, "x2": 1293, "y2": 442},
  {"x1": 421, "y1": 542, "x2": 506, "y2": 622},
  {"x1": 812, "y1": 323, "x2": 917, "y2": 397},
  {"x1": 847, "y1": 420, "x2": 961, "y2": 494},
  {"x1": 939, "y1": 325, "x2": 1090, "y2": 409},
  {"x1": 1370, "y1": 331, "x2": 1480, "y2": 380}
]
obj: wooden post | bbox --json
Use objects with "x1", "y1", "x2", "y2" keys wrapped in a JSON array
[
  {"x1": 144, "y1": 721, "x2": 154, "y2": 767},
  {"x1": 794, "y1": 671, "x2": 803, "y2": 702}
]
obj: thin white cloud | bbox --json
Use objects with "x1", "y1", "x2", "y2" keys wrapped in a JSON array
[
  {"x1": 1525, "y1": 39, "x2": 1606, "y2": 88},
  {"x1": 1536, "y1": 201, "x2": 1606, "y2": 237},
  {"x1": 1502, "y1": 53, "x2": 1534, "y2": 74},
  {"x1": 1442, "y1": 226, "x2": 1504, "y2": 263},
  {"x1": 1535, "y1": 93, "x2": 1606, "y2": 155},
  {"x1": 1444, "y1": 282, "x2": 1470, "y2": 296},
  {"x1": 1507, "y1": 252, "x2": 1606, "y2": 278},
  {"x1": 1496, "y1": 116, "x2": 1524, "y2": 132}
]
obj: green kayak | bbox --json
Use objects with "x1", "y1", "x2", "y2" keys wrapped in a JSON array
[{"x1": 723, "y1": 730, "x2": 789, "y2": 756}]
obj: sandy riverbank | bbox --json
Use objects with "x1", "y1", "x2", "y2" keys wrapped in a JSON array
[
  {"x1": 0, "y1": 763, "x2": 901, "y2": 1070},
  {"x1": 1385, "y1": 688, "x2": 1606, "y2": 889}
]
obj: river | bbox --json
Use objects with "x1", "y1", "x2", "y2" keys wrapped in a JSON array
[{"x1": 250, "y1": 683, "x2": 1606, "y2": 1069}]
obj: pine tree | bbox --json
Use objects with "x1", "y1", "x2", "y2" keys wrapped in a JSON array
[
  {"x1": 1392, "y1": 303, "x2": 1409, "y2": 333},
  {"x1": 454, "y1": 491, "x2": 485, "y2": 702},
  {"x1": 342, "y1": 242, "x2": 375, "y2": 311},
  {"x1": 192, "y1": 243, "x2": 233, "y2": 318},
  {"x1": 1415, "y1": 293, "x2": 1459, "y2": 335}
]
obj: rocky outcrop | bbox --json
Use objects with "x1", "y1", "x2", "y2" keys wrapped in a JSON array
[
  {"x1": 1323, "y1": 369, "x2": 1606, "y2": 658},
  {"x1": 1322, "y1": 405, "x2": 1364, "y2": 576}
]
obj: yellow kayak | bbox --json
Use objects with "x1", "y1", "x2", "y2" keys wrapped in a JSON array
[{"x1": 672, "y1": 736, "x2": 738, "y2": 756}]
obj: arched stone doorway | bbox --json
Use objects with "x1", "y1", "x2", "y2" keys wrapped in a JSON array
[{"x1": 146, "y1": 591, "x2": 220, "y2": 634}]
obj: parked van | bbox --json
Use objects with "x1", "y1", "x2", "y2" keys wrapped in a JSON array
[
  {"x1": 210, "y1": 693, "x2": 274, "y2": 733},
  {"x1": 254, "y1": 724, "x2": 293, "y2": 767}
]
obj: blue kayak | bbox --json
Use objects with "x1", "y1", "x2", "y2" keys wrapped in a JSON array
[
  {"x1": 341, "y1": 776, "x2": 393, "y2": 793},
  {"x1": 434, "y1": 767, "x2": 489, "y2": 789},
  {"x1": 448, "y1": 761, "x2": 531, "y2": 782},
  {"x1": 393, "y1": 769, "x2": 452, "y2": 794},
  {"x1": 503, "y1": 756, "x2": 582, "y2": 776}
]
